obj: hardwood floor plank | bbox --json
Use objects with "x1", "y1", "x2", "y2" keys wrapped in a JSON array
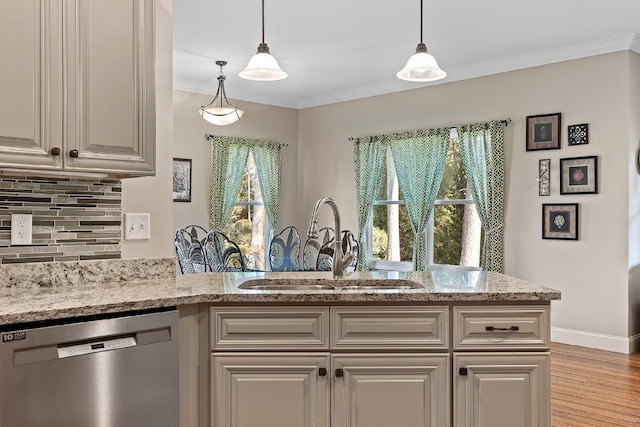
[{"x1": 551, "y1": 343, "x2": 640, "y2": 427}]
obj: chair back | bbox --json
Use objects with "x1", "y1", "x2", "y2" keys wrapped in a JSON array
[
  {"x1": 203, "y1": 231, "x2": 246, "y2": 272},
  {"x1": 174, "y1": 228, "x2": 209, "y2": 274},
  {"x1": 316, "y1": 229, "x2": 359, "y2": 272},
  {"x1": 269, "y1": 226, "x2": 301, "y2": 271},
  {"x1": 302, "y1": 227, "x2": 334, "y2": 271},
  {"x1": 182, "y1": 224, "x2": 208, "y2": 243}
]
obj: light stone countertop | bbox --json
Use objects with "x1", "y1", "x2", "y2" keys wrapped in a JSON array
[{"x1": 0, "y1": 258, "x2": 560, "y2": 326}]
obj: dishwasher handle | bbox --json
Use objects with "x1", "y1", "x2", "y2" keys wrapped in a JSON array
[{"x1": 57, "y1": 335, "x2": 137, "y2": 358}]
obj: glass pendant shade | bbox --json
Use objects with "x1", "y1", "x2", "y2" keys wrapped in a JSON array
[
  {"x1": 239, "y1": 47, "x2": 287, "y2": 81},
  {"x1": 199, "y1": 61, "x2": 244, "y2": 126},
  {"x1": 397, "y1": 44, "x2": 446, "y2": 82}
]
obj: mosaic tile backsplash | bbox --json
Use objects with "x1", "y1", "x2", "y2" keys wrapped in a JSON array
[{"x1": 0, "y1": 176, "x2": 122, "y2": 264}]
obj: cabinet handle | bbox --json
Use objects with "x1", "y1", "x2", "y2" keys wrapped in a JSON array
[
  {"x1": 459, "y1": 367, "x2": 468, "y2": 376},
  {"x1": 485, "y1": 326, "x2": 519, "y2": 331},
  {"x1": 335, "y1": 368, "x2": 344, "y2": 378},
  {"x1": 318, "y1": 368, "x2": 327, "y2": 377},
  {"x1": 69, "y1": 149, "x2": 79, "y2": 158},
  {"x1": 50, "y1": 147, "x2": 61, "y2": 156}
]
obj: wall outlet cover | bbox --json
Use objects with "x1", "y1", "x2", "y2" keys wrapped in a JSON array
[
  {"x1": 11, "y1": 214, "x2": 33, "y2": 245},
  {"x1": 124, "y1": 213, "x2": 151, "y2": 240}
]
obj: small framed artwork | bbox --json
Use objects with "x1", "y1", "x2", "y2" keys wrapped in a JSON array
[
  {"x1": 538, "y1": 159, "x2": 550, "y2": 196},
  {"x1": 568, "y1": 123, "x2": 589, "y2": 146},
  {"x1": 560, "y1": 155, "x2": 598, "y2": 194},
  {"x1": 542, "y1": 203, "x2": 578, "y2": 240},
  {"x1": 526, "y1": 112, "x2": 561, "y2": 151},
  {"x1": 173, "y1": 158, "x2": 192, "y2": 202}
]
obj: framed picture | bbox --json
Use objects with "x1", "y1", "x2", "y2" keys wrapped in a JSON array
[
  {"x1": 542, "y1": 203, "x2": 578, "y2": 240},
  {"x1": 568, "y1": 123, "x2": 589, "y2": 146},
  {"x1": 173, "y1": 158, "x2": 192, "y2": 202},
  {"x1": 526, "y1": 112, "x2": 561, "y2": 151},
  {"x1": 538, "y1": 159, "x2": 550, "y2": 196},
  {"x1": 560, "y1": 155, "x2": 598, "y2": 194}
]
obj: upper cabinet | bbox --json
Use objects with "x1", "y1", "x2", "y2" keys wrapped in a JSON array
[{"x1": 0, "y1": 0, "x2": 155, "y2": 177}]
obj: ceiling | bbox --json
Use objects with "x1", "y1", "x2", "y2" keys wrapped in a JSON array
[{"x1": 173, "y1": 0, "x2": 640, "y2": 109}]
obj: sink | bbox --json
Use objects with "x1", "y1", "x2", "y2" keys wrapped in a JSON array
[{"x1": 237, "y1": 278, "x2": 422, "y2": 291}]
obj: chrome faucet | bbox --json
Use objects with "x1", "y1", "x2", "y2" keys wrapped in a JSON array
[{"x1": 307, "y1": 197, "x2": 354, "y2": 278}]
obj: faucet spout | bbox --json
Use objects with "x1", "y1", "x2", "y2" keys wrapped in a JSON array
[{"x1": 307, "y1": 197, "x2": 350, "y2": 278}]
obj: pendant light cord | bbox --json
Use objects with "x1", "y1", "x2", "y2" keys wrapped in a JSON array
[
  {"x1": 420, "y1": 0, "x2": 423, "y2": 44},
  {"x1": 261, "y1": 0, "x2": 265, "y2": 44}
]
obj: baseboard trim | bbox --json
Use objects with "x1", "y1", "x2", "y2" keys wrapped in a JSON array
[{"x1": 551, "y1": 327, "x2": 638, "y2": 354}]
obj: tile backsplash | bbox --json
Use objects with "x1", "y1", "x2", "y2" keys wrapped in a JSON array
[{"x1": 0, "y1": 176, "x2": 122, "y2": 264}]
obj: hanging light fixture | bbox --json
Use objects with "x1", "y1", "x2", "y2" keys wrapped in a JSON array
[
  {"x1": 239, "y1": 0, "x2": 287, "y2": 81},
  {"x1": 397, "y1": 0, "x2": 446, "y2": 82},
  {"x1": 198, "y1": 61, "x2": 244, "y2": 126}
]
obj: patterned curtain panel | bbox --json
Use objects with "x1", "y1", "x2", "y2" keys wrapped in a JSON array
[
  {"x1": 252, "y1": 142, "x2": 282, "y2": 231},
  {"x1": 457, "y1": 121, "x2": 505, "y2": 272},
  {"x1": 390, "y1": 128, "x2": 451, "y2": 271},
  {"x1": 209, "y1": 136, "x2": 250, "y2": 230},
  {"x1": 353, "y1": 137, "x2": 388, "y2": 271}
]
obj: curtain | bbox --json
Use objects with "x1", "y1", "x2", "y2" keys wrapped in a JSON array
[
  {"x1": 252, "y1": 142, "x2": 282, "y2": 231},
  {"x1": 390, "y1": 128, "x2": 451, "y2": 271},
  {"x1": 353, "y1": 137, "x2": 388, "y2": 271},
  {"x1": 209, "y1": 136, "x2": 250, "y2": 230},
  {"x1": 457, "y1": 121, "x2": 505, "y2": 272}
]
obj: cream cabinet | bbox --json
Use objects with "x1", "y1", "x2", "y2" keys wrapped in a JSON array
[
  {"x1": 0, "y1": 0, "x2": 155, "y2": 176},
  {"x1": 452, "y1": 305, "x2": 551, "y2": 427},
  {"x1": 209, "y1": 306, "x2": 450, "y2": 427}
]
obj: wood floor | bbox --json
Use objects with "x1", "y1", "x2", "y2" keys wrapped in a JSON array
[{"x1": 551, "y1": 342, "x2": 640, "y2": 426}]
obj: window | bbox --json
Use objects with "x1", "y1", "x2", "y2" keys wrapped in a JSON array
[
  {"x1": 224, "y1": 152, "x2": 269, "y2": 270},
  {"x1": 369, "y1": 136, "x2": 482, "y2": 270}
]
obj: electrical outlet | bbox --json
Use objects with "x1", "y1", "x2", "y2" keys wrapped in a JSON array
[
  {"x1": 124, "y1": 213, "x2": 151, "y2": 240},
  {"x1": 11, "y1": 214, "x2": 32, "y2": 245}
]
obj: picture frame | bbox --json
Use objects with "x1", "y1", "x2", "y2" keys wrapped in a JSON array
[
  {"x1": 173, "y1": 158, "x2": 192, "y2": 202},
  {"x1": 538, "y1": 159, "x2": 550, "y2": 196},
  {"x1": 568, "y1": 123, "x2": 589, "y2": 146},
  {"x1": 542, "y1": 203, "x2": 578, "y2": 240},
  {"x1": 526, "y1": 112, "x2": 561, "y2": 151},
  {"x1": 560, "y1": 155, "x2": 598, "y2": 194}
]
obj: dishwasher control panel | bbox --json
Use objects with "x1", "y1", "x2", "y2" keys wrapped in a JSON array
[{"x1": 57, "y1": 336, "x2": 137, "y2": 358}]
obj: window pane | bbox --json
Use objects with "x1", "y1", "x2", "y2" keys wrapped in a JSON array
[
  {"x1": 372, "y1": 204, "x2": 414, "y2": 262},
  {"x1": 433, "y1": 202, "x2": 481, "y2": 267},
  {"x1": 226, "y1": 204, "x2": 266, "y2": 271},
  {"x1": 237, "y1": 153, "x2": 260, "y2": 203},
  {"x1": 437, "y1": 138, "x2": 471, "y2": 201}
]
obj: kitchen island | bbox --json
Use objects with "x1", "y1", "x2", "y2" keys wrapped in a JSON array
[{"x1": 0, "y1": 258, "x2": 560, "y2": 427}]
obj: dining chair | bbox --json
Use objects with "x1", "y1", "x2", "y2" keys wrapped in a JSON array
[
  {"x1": 316, "y1": 230, "x2": 359, "y2": 272},
  {"x1": 269, "y1": 226, "x2": 301, "y2": 272},
  {"x1": 302, "y1": 227, "x2": 334, "y2": 271},
  {"x1": 203, "y1": 230, "x2": 246, "y2": 272},
  {"x1": 174, "y1": 228, "x2": 209, "y2": 274}
]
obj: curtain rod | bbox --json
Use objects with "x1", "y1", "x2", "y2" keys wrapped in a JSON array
[
  {"x1": 348, "y1": 117, "x2": 512, "y2": 141},
  {"x1": 204, "y1": 133, "x2": 289, "y2": 147}
]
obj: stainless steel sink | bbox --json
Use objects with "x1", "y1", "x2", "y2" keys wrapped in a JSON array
[{"x1": 237, "y1": 279, "x2": 422, "y2": 291}]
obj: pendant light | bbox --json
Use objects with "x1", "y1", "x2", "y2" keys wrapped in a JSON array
[
  {"x1": 239, "y1": 0, "x2": 287, "y2": 81},
  {"x1": 397, "y1": 0, "x2": 446, "y2": 82},
  {"x1": 199, "y1": 61, "x2": 244, "y2": 126}
]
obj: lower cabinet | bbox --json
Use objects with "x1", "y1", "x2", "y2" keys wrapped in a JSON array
[
  {"x1": 453, "y1": 353, "x2": 550, "y2": 427},
  {"x1": 332, "y1": 354, "x2": 450, "y2": 427},
  {"x1": 212, "y1": 353, "x2": 330, "y2": 427}
]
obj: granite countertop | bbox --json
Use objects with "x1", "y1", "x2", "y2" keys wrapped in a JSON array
[{"x1": 0, "y1": 258, "x2": 561, "y2": 326}]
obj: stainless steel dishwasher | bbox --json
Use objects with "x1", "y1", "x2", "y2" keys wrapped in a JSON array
[{"x1": 0, "y1": 307, "x2": 179, "y2": 427}]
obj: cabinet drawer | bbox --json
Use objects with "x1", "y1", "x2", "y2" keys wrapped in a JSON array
[
  {"x1": 453, "y1": 305, "x2": 549, "y2": 350},
  {"x1": 211, "y1": 307, "x2": 329, "y2": 350},
  {"x1": 331, "y1": 306, "x2": 449, "y2": 350}
]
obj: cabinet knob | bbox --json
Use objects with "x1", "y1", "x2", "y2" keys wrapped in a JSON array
[
  {"x1": 459, "y1": 367, "x2": 468, "y2": 376},
  {"x1": 69, "y1": 149, "x2": 79, "y2": 158},
  {"x1": 335, "y1": 368, "x2": 344, "y2": 378},
  {"x1": 50, "y1": 147, "x2": 61, "y2": 156},
  {"x1": 318, "y1": 368, "x2": 327, "y2": 377}
]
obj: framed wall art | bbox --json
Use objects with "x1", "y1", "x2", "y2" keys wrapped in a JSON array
[
  {"x1": 568, "y1": 123, "x2": 589, "y2": 146},
  {"x1": 526, "y1": 112, "x2": 561, "y2": 151},
  {"x1": 538, "y1": 159, "x2": 550, "y2": 196},
  {"x1": 173, "y1": 158, "x2": 192, "y2": 202},
  {"x1": 542, "y1": 203, "x2": 578, "y2": 240},
  {"x1": 560, "y1": 155, "x2": 598, "y2": 194}
]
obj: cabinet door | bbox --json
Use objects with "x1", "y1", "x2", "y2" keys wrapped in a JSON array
[
  {"x1": 0, "y1": 0, "x2": 63, "y2": 170},
  {"x1": 332, "y1": 354, "x2": 450, "y2": 427},
  {"x1": 454, "y1": 352, "x2": 550, "y2": 427},
  {"x1": 213, "y1": 353, "x2": 330, "y2": 427},
  {"x1": 65, "y1": 0, "x2": 155, "y2": 175}
]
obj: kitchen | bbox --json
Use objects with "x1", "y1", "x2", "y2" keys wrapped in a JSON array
[{"x1": 0, "y1": 0, "x2": 639, "y2": 426}]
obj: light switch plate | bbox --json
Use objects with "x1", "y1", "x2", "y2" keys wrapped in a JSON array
[
  {"x1": 124, "y1": 213, "x2": 151, "y2": 240},
  {"x1": 11, "y1": 214, "x2": 33, "y2": 245}
]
